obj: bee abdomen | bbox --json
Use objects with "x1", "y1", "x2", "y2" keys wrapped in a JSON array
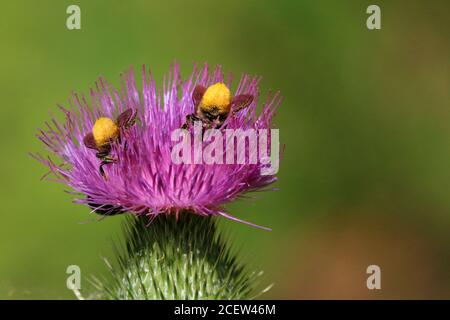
[{"x1": 87, "y1": 197, "x2": 124, "y2": 216}]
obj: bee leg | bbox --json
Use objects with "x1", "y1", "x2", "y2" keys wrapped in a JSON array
[
  {"x1": 99, "y1": 157, "x2": 116, "y2": 180},
  {"x1": 181, "y1": 114, "x2": 192, "y2": 129},
  {"x1": 211, "y1": 116, "x2": 224, "y2": 129},
  {"x1": 182, "y1": 114, "x2": 198, "y2": 129}
]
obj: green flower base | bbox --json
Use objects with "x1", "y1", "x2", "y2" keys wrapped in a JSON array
[{"x1": 95, "y1": 213, "x2": 262, "y2": 300}]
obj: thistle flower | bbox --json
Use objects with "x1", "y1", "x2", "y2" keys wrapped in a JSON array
[
  {"x1": 34, "y1": 63, "x2": 281, "y2": 229},
  {"x1": 34, "y1": 64, "x2": 281, "y2": 299}
]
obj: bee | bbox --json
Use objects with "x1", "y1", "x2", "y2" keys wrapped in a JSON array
[
  {"x1": 87, "y1": 196, "x2": 124, "y2": 216},
  {"x1": 182, "y1": 82, "x2": 254, "y2": 130},
  {"x1": 83, "y1": 108, "x2": 137, "y2": 178}
]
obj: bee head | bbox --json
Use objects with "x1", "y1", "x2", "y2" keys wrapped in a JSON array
[
  {"x1": 199, "y1": 82, "x2": 231, "y2": 116},
  {"x1": 92, "y1": 117, "x2": 119, "y2": 147}
]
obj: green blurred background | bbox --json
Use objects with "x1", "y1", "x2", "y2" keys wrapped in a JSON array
[{"x1": 0, "y1": 0, "x2": 449, "y2": 299}]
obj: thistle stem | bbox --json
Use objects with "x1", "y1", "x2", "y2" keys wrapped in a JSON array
[{"x1": 98, "y1": 213, "x2": 259, "y2": 300}]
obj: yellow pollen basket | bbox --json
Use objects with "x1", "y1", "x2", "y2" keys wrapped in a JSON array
[
  {"x1": 92, "y1": 117, "x2": 119, "y2": 147},
  {"x1": 200, "y1": 82, "x2": 231, "y2": 114}
]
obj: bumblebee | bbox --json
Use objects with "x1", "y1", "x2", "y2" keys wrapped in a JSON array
[
  {"x1": 182, "y1": 82, "x2": 254, "y2": 130},
  {"x1": 83, "y1": 108, "x2": 136, "y2": 178},
  {"x1": 87, "y1": 196, "x2": 124, "y2": 216}
]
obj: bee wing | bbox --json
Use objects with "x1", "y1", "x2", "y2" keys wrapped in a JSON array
[
  {"x1": 192, "y1": 85, "x2": 206, "y2": 112},
  {"x1": 231, "y1": 94, "x2": 253, "y2": 114},
  {"x1": 83, "y1": 132, "x2": 98, "y2": 150},
  {"x1": 117, "y1": 108, "x2": 136, "y2": 128}
]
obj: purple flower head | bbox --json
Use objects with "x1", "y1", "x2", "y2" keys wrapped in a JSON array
[{"x1": 34, "y1": 64, "x2": 281, "y2": 230}]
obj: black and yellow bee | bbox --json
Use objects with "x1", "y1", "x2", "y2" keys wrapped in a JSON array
[
  {"x1": 182, "y1": 82, "x2": 254, "y2": 130},
  {"x1": 83, "y1": 108, "x2": 136, "y2": 178}
]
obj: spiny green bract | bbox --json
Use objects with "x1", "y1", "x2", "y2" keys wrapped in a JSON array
[{"x1": 95, "y1": 213, "x2": 261, "y2": 299}]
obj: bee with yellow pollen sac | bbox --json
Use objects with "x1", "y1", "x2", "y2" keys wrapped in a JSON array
[
  {"x1": 83, "y1": 109, "x2": 137, "y2": 178},
  {"x1": 182, "y1": 82, "x2": 254, "y2": 130}
]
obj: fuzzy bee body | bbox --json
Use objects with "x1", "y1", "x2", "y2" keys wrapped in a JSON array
[
  {"x1": 182, "y1": 82, "x2": 254, "y2": 130},
  {"x1": 83, "y1": 108, "x2": 136, "y2": 179}
]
